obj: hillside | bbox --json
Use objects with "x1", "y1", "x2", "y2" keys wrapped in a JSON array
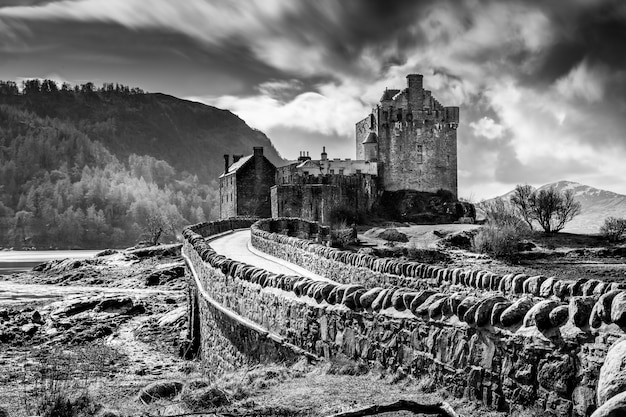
[
  {"x1": 492, "y1": 180, "x2": 626, "y2": 234},
  {"x1": 0, "y1": 80, "x2": 284, "y2": 249},
  {"x1": 0, "y1": 81, "x2": 284, "y2": 182}
]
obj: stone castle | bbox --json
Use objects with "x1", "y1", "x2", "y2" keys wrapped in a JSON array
[{"x1": 219, "y1": 74, "x2": 462, "y2": 223}]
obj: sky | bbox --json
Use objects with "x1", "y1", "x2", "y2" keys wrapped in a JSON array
[{"x1": 0, "y1": 0, "x2": 625, "y2": 200}]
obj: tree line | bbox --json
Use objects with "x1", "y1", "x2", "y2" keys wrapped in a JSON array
[
  {"x1": 0, "y1": 79, "x2": 145, "y2": 97},
  {"x1": 0, "y1": 105, "x2": 218, "y2": 249}
]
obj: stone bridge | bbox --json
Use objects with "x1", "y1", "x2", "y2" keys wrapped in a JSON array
[{"x1": 182, "y1": 218, "x2": 626, "y2": 417}]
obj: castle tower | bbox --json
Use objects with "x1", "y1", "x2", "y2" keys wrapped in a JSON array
[
  {"x1": 355, "y1": 74, "x2": 459, "y2": 197},
  {"x1": 362, "y1": 131, "x2": 378, "y2": 161}
]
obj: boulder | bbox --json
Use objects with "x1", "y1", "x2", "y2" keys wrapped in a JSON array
[
  {"x1": 591, "y1": 391, "x2": 626, "y2": 417},
  {"x1": 359, "y1": 288, "x2": 384, "y2": 309},
  {"x1": 569, "y1": 296, "x2": 596, "y2": 328},
  {"x1": 370, "y1": 289, "x2": 390, "y2": 311},
  {"x1": 549, "y1": 305, "x2": 569, "y2": 327},
  {"x1": 442, "y1": 293, "x2": 465, "y2": 317},
  {"x1": 501, "y1": 297, "x2": 535, "y2": 327},
  {"x1": 474, "y1": 296, "x2": 508, "y2": 327},
  {"x1": 539, "y1": 277, "x2": 556, "y2": 298},
  {"x1": 490, "y1": 301, "x2": 512, "y2": 326},
  {"x1": 511, "y1": 274, "x2": 528, "y2": 294},
  {"x1": 413, "y1": 294, "x2": 447, "y2": 317},
  {"x1": 456, "y1": 296, "x2": 480, "y2": 320},
  {"x1": 407, "y1": 290, "x2": 437, "y2": 313},
  {"x1": 138, "y1": 380, "x2": 183, "y2": 404},
  {"x1": 428, "y1": 296, "x2": 449, "y2": 319},
  {"x1": 524, "y1": 275, "x2": 546, "y2": 296},
  {"x1": 610, "y1": 292, "x2": 626, "y2": 326},
  {"x1": 597, "y1": 340, "x2": 626, "y2": 406},
  {"x1": 523, "y1": 300, "x2": 561, "y2": 330}
]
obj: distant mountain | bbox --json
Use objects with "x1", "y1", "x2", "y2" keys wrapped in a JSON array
[
  {"x1": 0, "y1": 83, "x2": 284, "y2": 183},
  {"x1": 492, "y1": 180, "x2": 626, "y2": 234}
]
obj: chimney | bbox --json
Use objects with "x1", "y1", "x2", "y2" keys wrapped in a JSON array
[
  {"x1": 253, "y1": 146, "x2": 263, "y2": 158},
  {"x1": 321, "y1": 146, "x2": 327, "y2": 161},
  {"x1": 407, "y1": 74, "x2": 423, "y2": 91},
  {"x1": 233, "y1": 154, "x2": 243, "y2": 163},
  {"x1": 223, "y1": 154, "x2": 230, "y2": 174}
]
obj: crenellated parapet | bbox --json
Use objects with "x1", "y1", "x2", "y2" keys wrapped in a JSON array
[{"x1": 184, "y1": 219, "x2": 626, "y2": 416}]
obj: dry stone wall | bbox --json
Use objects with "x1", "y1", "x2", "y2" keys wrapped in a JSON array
[{"x1": 184, "y1": 218, "x2": 626, "y2": 417}]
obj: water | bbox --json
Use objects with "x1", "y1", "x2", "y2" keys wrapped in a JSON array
[{"x1": 0, "y1": 250, "x2": 102, "y2": 276}]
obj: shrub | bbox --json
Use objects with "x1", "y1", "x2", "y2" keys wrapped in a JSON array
[
  {"x1": 510, "y1": 184, "x2": 582, "y2": 233},
  {"x1": 600, "y1": 217, "x2": 626, "y2": 242},
  {"x1": 472, "y1": 225, "x2": 524, "y2": 260}
]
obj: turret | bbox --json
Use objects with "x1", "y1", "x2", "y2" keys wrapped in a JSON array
[{"x1": 362, "y1": 131, "x2": 378, "y2": 161}]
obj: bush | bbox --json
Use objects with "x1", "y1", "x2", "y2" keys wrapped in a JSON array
[
  {"x1": 600, "y1": 217, "x2": 626, "y2": 242},
  {"x1": 472, "y1": 225, "x2": 524, "y2": 260}
]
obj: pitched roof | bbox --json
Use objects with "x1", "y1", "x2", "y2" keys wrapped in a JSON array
[
  {"x1": 219, "y1": 155, "x2": 253, "y2": 178},
  {"x1": 362, "y1": 131, "x2": 378, "y2": 144},
  {"x1": 380, "y1": 89, "x2": 400, "y2": 101}
]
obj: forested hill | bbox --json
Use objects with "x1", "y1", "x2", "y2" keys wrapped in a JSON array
[
  {"x1": 0, "y1": 80, "x2": 283, "y2": 249},
  {"x1": 0, "y1": 80, "x2": 283, "y2": 182}
]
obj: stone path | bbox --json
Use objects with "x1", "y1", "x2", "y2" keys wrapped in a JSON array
[{"x1": 209, "y1": 230, "x2": 329, "y2": 281}]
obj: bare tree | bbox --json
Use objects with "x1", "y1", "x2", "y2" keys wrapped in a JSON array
[
  {"x1": 600, "y1": 217, "x2": 626, "y2": 242},
  {"x1": 529, "y1": 187, "x2": 581, "y2": 233},
  {"x1": 510, "y1": 184, "x2": 535, "y2": 230}
]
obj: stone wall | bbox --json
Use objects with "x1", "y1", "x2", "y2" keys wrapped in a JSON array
[
  {"x1": 271, "y1": 174, "x2": 379, "y2": 225},
  {"x1": 184, "y1": 219, "x2": 626, "y2": 416}
]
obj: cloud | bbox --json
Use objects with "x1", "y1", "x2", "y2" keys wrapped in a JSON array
[
  {"x1": 470, "y1": 117, "x2": 505, "y2": 140},
  {"x1": 1, "y1": 0, "x2": 625, "y2": 199}
]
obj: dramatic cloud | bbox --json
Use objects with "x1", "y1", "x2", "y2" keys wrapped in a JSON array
[{"x1": 0, "y1": 0, "x2": 624, "y2": 198}]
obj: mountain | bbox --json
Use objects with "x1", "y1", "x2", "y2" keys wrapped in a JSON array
[
  {"x1": 0, "y1": 82, "x2": 284, "y2": 183},
  {"x1": 492, "y1": 180, "x2": 626, "y2": 234},
  {"x1": 0, "y1": 81, "x2": 285, "y2": 249}
]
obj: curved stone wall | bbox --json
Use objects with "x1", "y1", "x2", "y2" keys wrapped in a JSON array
[{"x1": 184, "y1": 218, "x2": 626, "y2": 416}]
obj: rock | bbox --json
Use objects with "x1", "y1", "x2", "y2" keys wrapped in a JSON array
[
  {"x1": 30, "y1": 310, "x2": 42, "y2": 324},
  {"x1": 456, "y1": 296, "x2": 480, "y2": 319},
  {"x1": 407, "y1": 290, "x2": 437, "y2": 313},
  {"x1": 524, "y1": 275, "x2": 546, "y2": 295},
  {"x1": 95, "y1": 249, "x2": 119, "y2": 257},
  {"x1": 20, "y1": 323, "x2": 38, "y2": 336},
  {"x1": 598, "y1": 340, "x2": 626, "y2": 406},
  {"x1": 370, "y1": 289, "x2": 390, "y2": 311},
  {"x1": 158, "y1": 306, "x2": 186, "y2": 327},
  {"x1": 474, "y1": 296, "x2": 508, "y2": 327},
  {"x1": 592, "y1": 390, "x2": 626, "y2": 417},
  {"x1": 442, "y1": 293, "x2": 465, "y2": 317},
  {"x1": 523, "y1": 300, "x2": 561, "y2": 330},
  {"x1": 0, "y1": 406, "x2": 8, "y2": 417},
  {"x1": 610, "y1": 292, "x2": 626, "y2": 326},
  {"x1": 391, "y1": 289, "x2": 409, "y2": 311},
  {"x1": 538, "y1": 356, "x2": 574, "y2": 395},
  {"x1": 549, "y1": 305, "x2": 569, "y2": 327},
  {"x1": 490, "y1": 301, "x2": 512, "y2": 326},
  {"x1": 138, "y1": 380, "x2": 183, "y2": 404},
  {"x1": 597, "y1": 291, "x2": 622, "y2": 325},
  {"x1": 414, "y1": 294, "x2": 447, "y2": 316},
  {"x1": 97, "y1": 410, "x2": 122, "y2": 417},
  {"x1": 359, "y1": 288, "x2": 383, "y2": 309},
  {"x1": 428, "y1": 296, "x2": 449, "y2": 319},
  {"x1": 569, "y1": 296, "x2": 596, "y2": 328},
  {"x1": 501, "y1": 297, "x2": 534, "y2": 327},
  {"x1": 377, "y1": 228, "x2": 409, "y2": 242},
  {"x1": 511, "y1": 274, "x2": 528, "y2": 294},
  {"x1": 185, "y1": 386, "x2": 230, "y2": 408},
  {"x1": 539, "y1": 277, "x2": 556, "y2": 297},
  {"x1": 573, "y1": 385, "x2": 596, "y2": 417}
]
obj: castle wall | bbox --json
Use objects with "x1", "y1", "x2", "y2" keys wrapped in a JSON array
[
  {"x1": 271, "y1": 175, "x2": 379, "y2": 224},
  {"x1": 235, "y1": 154, "x2": 276, "y2": 218},
  {"x1": 184, "y1": 219, "x2": 626, "y2": 416},
  {"x1": 355, "y1": 116, "x2": 370, "y2": 160},
  {"x1": 219, "y1": 173, "x2": 237, "y2": 219}
]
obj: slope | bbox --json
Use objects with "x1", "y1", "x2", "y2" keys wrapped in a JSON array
[{"x1": 0, "y1": 84, "x2": 284, "y2": 183}]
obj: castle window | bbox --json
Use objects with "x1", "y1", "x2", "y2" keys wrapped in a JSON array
[
  {"x1": 417, "y1": 145, "x2": 423, "y2": 164},
  {"x1": 397, "y1": 111, "x2": 403, "y2": 122},
  {"x1": 304, "y1": 171, "x2": 309, "y2": 175},
  {"x1": 356, "y1": 169, "x2": 362, "y2": 174},
  {"x1": 339, "y1": 168, "x2": 344, "y2": 175},
  {"x1": 330, "y1": 169, "x2": 335, "y2": 175},
  {"x1": 406, "y1": 113, "x2": 413, "y2": 122}
]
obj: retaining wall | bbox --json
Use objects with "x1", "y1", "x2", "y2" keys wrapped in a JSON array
[{"x1": 184, "y1": 218, "x2": 626, "y2": 416}]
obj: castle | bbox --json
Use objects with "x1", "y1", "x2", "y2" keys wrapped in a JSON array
[{"x1": 219, "y1": 74, "x2": 461, "y2": 223}]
